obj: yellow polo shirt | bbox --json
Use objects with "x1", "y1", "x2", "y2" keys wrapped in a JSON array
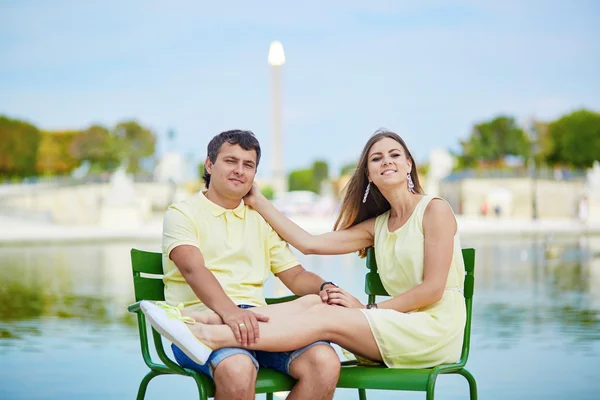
[{"x1": 162, "y1": 191, "x2": 299, "y2": 312}]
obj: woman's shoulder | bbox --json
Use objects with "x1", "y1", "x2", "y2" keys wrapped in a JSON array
[
  {"x1": 422, "y1": 196, "x2": 457, "y2": 231},
  {"x1": 422, "y1": 196, "x2": 454, "y2": 215}
]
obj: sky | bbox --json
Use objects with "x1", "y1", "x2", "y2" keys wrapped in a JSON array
[{"x1": 1, "y1": 0, "x2": 599, "y2": 178}]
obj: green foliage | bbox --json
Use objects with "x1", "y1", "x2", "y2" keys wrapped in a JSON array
[
  {"x1": 198, "y1": 163, "x2": 205, "y2": 183},
  {"x1": 531, "y1": 120, "x2": 551, "y2": 164},
  {"x1": 0, "y1": 115, "x2": 41, "y2": 178},
  {"x1": 288, "y1": 168, "x2": 314, "y2": 192},
  {"x1": 545, "y1": 109, "x2": 600, "y2": 168},
  {"x1": 312, "y1": 160, "x2": 329, "y2": 192},
  {"x1": 340, "y1": 162, "x2": 357, "y2": 176},
  {"x1": 0, "y1": 116, "x2": 158, "y2": 177},
  {"x1": 260, "y1": 184, "x2": 275, "y2": 200},
  {"x1": 417, "y1": 162, "x2": 429, "y2": 177},
  {"x1": 459, "y1": 115, "x2": 530, "y2": 167},
  {"x1": 288, "y1": 160, "x2": 330, "y2": 193},
  {"x1": 37, "y1": 130, "x2": 81, "y2": 175},
  {"x1": 70, "y1": 125, "x2": 121, "y2": 173},
  {"x1": 115, "y1": 120, "x2": 157, "y2": 174}
]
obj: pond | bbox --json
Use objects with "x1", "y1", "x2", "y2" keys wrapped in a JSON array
[{"x1": 1, "y1": 234, "x2": 599, "y2": 399}]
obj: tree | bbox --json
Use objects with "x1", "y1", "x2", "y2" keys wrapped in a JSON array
[
  {"x1": 458, "y1": 115, "x2": 530, "y2": 167},
  {"x1": 198, "y1": 163, "x2": 205, "y2": 183},
  {"x1": 0, "y1": 115, "x2": 41, "y2": 178},
  {"x1": 288, "y1": 168, "x2": 314, "y2": 192},
  {"x1": 340, "y1": 162, "x2": 357, "y2": 176},
  {"x1": 260, "y1": 184, "x2": 275, "y2": 200},
  {"x1": 114, "y1": 120, "x2": 157, "y2": 174},
  {"x1": 532, "y1": 120, "x2": 551, "y2": 165},
  {"x1": 37, "y1": 130, "x2": 81, "y2": 175},
  {"x1": 545, "y1": 109, "x2": 600, "y2": 168},
  {"x1": 287, "y1": 160, "x2": 330, "y2": 193},
  {"x1": 70, "y1": 125, "x2": 121, "y2": 173},
  {"x1": 417, "y1": 162, "x2": 429, "y2": 177},
  {"x1": 312, "y1": 160, "x2": 329, "y2": 193}
]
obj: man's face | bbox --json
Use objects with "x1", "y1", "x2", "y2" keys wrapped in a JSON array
[{"x1": 205, "y1": 142, "x2": 258, "y2": 199}]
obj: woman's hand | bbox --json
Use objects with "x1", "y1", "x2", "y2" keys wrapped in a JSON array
[
  {"x1": 325, "y1": 287, "x2": 366, "y2": 309},
  {"x1": 244, "y1": 183, "x2": 267, "y2": 209}
]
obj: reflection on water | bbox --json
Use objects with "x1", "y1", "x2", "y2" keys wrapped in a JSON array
[
  {"x1": 468, "y1": 235, "x2": 600, "y2": 351},
  {"x1": 0, "y1": 243, "x2": 143, "y2": 333},
  {"x1": 1, "y1": 236, "x2": 599, "y2": 399}
]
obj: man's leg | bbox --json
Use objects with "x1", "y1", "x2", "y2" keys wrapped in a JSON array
[
  {"x1": 287, "y1": 343, "x2": 340, "y2": 400},
  {"x1": 256, "y1": 341, "x2": 339, "y2": 400},
  {"x1": 212, "y1": 354, "x2": 257, "y2": 400},
  {"x1": 172, "y1": 345, "x2": 259, "y2": 400}
]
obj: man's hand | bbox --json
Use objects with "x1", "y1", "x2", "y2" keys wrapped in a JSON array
[
  {"x1": 325, "y1": 287, "x2": 365, "y2": 309},
  {"x1": 243, "y1": 183, "x2": 266, "y2": 209},
  {"x1": 220, "y1": 307, "x2": 269, "y2": 347}
]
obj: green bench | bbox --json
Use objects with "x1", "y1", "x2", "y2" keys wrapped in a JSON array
[{"x1": 128, "y1": 247, "x2": 477, "y2": 400}]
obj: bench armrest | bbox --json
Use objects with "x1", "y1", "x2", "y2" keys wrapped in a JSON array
[
  {"x1": 265, "y1": 295, "x2": 299, "y2": 305},
  {"x1": 128, "y1": 301, "x2": 141, "y2": 313}
]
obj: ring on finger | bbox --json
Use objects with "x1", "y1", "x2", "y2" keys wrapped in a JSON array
[{"x1": 239, "y1": 323, "x2": 246, "y2": 328}]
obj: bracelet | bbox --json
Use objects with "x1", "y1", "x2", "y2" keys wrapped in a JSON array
[
  {"x1": 366, "y1": 303, "x2": 378, "y2": 309},
  {"x1": 319, "y1": 281, "x2": 337, "y2": 291}
]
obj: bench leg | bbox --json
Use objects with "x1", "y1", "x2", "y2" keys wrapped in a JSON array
[
  {"x1": 358, "y1": 388, "x2": 367, "y2": 400},
  {"x1": 426, "y1": 374, "x2": 438, "y2": 400},
  {"x1": 458, "y1": 369, "x2": 478, "y2": 400},
  {"x1": 137, "y1": 371, "x2": 161, "y2": 400},
  {"x1": 189, "y1": 371, "x2": 209, "y2": 400}
]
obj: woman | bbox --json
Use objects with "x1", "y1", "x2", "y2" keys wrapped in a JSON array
[{"x1": 141, "y1": 129, "x2": 466, "y2": 369}]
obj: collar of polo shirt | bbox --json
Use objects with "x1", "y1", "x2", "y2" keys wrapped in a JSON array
[{"x1": 198, "y1": 190, "x2": 246, "y2": 219}]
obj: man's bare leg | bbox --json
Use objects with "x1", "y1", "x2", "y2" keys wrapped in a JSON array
[
  {"x1": 287, "y1": 344, "x2": 339, "y2": 400},
  {"x1": 212, "y1": 354, "x2": 257, "y2": 400}
]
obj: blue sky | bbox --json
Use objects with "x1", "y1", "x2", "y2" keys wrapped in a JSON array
[{"x1": 1, "y1": 0, "x2": 599, "y2": 178}]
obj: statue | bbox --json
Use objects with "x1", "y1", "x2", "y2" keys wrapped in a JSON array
[
  {"x1": 99, "y1": 163, "x2": 149, "y2": 228},
  {"x1": 583, "y1": 160, "x2": 600, "y2": 222},
  {"x1": 585, "y1": 161, "x2": 600, "y2": 194},
  {"x1": 426, "y1": 148, "x2": 455, "y2": 196}
]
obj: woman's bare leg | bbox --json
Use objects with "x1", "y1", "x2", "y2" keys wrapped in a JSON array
[
  {"x1": 183, "y1": 311, "x2": 223, "y2": 325},
  {"x1": 190, "y1": 299, "x2": 383, "y2": 362},
  {"x1": 181, "y1": 294, "x2": 324, "y2": 325}
]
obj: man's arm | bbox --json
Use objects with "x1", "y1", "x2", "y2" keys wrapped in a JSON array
[
  {"x1": 276, "y1": 265, "x2": 337, "y2": 301},
  {"x1": 170, "y1": 245, "x2": 269, "y2": 346},
  {"x1": 170, "y1": 245, "x2": 238, "y2": 314}
]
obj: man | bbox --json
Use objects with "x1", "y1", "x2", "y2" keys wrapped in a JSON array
[{"x1": 161, "y1": 130, "x2": 340, "y2": 400}]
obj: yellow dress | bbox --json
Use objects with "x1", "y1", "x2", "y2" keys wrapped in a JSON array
[{"x1": 358, "y1": 195, "x2": 466, "y2": 368}]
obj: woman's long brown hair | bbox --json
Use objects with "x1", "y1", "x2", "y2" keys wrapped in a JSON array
[{"x1": 333, "y1": 129, "x2": 423, "y2": 258}]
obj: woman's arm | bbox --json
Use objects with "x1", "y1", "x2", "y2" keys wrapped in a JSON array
[
  {"x1": 375, "y1": 199, "x2": 457, "y2": 312},
  {"x1": 245, "y1": 184, "x2": 374, "y2": 255}
]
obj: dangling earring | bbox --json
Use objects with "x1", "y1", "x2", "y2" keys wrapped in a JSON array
[
  {"x1": 362, "y1": 182, "x2": 371, "y2": 203},
  {"x1": 407, "y1": 173, "x2": 415, "y2": 194}
]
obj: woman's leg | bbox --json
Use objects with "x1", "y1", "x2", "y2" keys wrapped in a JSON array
[
  {"x1": 191, "y1": 300, "x2": 383, "y2": 362},
  {"x1": 183, "y1": 310, "x2": 223, "y2": 325},
  {"x1": 182, "y1": 294, "x2": 324, "y2": 325}
]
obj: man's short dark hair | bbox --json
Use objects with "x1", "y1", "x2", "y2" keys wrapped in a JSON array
[{"x1": 203, "y1": 130, "x2": 261, "y2": 188}]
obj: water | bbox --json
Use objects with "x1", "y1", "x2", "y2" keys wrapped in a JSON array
[{"x1": 1, "y1": 235, "x2": 599, "y2": 399}]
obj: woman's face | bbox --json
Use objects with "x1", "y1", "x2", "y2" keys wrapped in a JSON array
[{"x1": 366, "y1": 137, "x2": 412, "y2": 189}]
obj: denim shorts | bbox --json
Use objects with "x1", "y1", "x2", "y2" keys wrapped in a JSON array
[{"x1": 171, "y1": 304, "x2": 330, "y2": 378}]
